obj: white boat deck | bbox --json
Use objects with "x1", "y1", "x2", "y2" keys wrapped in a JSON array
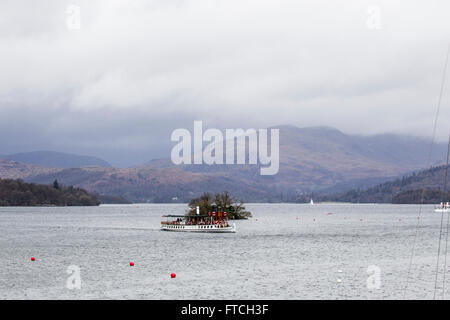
[{"x1": 161, "y1": 223, "x2": 236, "y2": 233}]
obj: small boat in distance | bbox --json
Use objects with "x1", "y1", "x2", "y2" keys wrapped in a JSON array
[
  {"x1": 161, "y1": 208, "x2": 236, "y2": 233},
  {"x1": 310, "y1": 199, "x2": 314, "y2": 205},
  {"x1": 434, "y1": 202, "x2": 450, "y2": 213}
]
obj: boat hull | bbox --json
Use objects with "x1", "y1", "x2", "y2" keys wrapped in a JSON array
[
  {"x1": 161, "y1": 224, "x2": 236, "y2": 233},
  {"x1": 434, "y1": 209, "x2": 450, "y2": 213}
]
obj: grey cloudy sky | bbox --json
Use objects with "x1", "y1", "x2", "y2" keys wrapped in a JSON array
[{"x1": 0, "y1": 0, "x2": 449, "y2": 167}]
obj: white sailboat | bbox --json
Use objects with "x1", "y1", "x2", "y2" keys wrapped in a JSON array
[
  {"x1": 434, "y1": 202, "x2": 450, "y2": 213},
  {"x1": 310, "y1": 199, "x2": 314, "y2": 205}
]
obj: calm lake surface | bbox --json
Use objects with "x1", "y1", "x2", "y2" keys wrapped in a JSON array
[{"x1": 0, "y1": 203, "x2": 449, "y2": 300}]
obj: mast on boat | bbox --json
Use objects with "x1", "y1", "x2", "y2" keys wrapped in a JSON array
[{"x1": 434, "y1": 131, "x2": 450, "y2": 213}]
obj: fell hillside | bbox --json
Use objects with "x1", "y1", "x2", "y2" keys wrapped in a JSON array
[
  {"x1": 2, "y1": 151, "x2": 111, "y2": 168},
  {"x1": 23, "y1": 166, "x2": 274, "y2": 203},
  {"x1": 0, "y1": 160, "x2": 58, "y2": 179},
  {"x1": 312, "y1": 165, "x2": 450, "y2": 204}
]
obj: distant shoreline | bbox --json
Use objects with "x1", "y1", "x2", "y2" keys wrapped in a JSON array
[{"x1": 0, "y1": 202, "x2": 437, "y2": 207}]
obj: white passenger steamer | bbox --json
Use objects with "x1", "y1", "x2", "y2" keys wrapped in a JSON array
[{"x1": 161, "y1": 207, "x2": 236, "y2": 233}]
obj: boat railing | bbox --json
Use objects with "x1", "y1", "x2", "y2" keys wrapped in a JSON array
[
  {"x1": 161, "y1": 220, "x2": 230, "y2": 227},
  {"x1": 436, "y1": 202, "x2": 450, "y2": 209}
]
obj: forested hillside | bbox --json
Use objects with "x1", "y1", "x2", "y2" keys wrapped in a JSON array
[
  {"x1": 0, "y1": 178, "x2": 100, "y2": 206},
  {"x1": 306, "y1": 165, "x2": 450, "y2": 204}
]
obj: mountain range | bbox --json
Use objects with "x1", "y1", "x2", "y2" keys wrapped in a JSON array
[
  {"x1": 0, "y1": 151, "x2": 111, "y2": 168},
  {"x1": 145, "y1": 126, "x2": 447, "y2": 197},
  {"x1": 0, "y1": 126, "x2": 446, "y2": 202}
]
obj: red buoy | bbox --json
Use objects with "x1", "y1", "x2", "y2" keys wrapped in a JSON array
[
  {"x1": 130, "y1": 262, "x2": 134, "y2": 266},
  {"x1": 30, "y1": 257, "x2": 35, "y2": 261},
  {"x1": 171, "y1": 273, "x2": 176, "y2": 278}
]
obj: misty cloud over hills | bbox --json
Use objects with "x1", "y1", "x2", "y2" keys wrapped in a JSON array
[{"x1": 0, "y1": 1, "x2": 449, "y2": 167}]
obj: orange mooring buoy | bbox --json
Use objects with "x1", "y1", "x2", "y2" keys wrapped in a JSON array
[
  {"x1": 130, "y1": 261, "x2": 135, "y2": 266},
  {"x1": 31, "y1": 257, "x2": 35, "y2": 261},
  {"x1": 171, "y1": 273, "x2": 176, "y2": 278}
]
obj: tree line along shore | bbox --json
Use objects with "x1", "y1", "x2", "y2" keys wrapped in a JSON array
[{"x1": 0, "y1": 178, "x2": 99, "y2": 206}]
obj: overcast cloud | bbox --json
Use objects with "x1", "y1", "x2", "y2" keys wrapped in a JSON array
[{"x1": 0, "y1": 0, "x2": 449, "y2": 166}]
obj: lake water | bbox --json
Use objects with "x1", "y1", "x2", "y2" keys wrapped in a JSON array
[{"x1": 0, "y1": 203, "x2": 449, "y2": 300}]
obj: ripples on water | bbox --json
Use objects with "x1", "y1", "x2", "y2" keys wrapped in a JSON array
[{"x1": 0, "y1": 203, "x2": 447, "y2": 299}]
